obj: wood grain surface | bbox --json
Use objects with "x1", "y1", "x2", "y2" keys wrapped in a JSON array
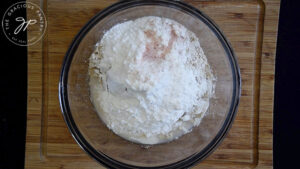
[{"x1": 25, "y1": 0, "x2": 280, "y2": 168}]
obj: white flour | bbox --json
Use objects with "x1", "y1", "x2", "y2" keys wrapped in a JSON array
[{"x1": 89, "y1": 16, "x2": 214, "y2": 144}]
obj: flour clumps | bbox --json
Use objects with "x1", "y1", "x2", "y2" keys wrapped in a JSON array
[{"x1": 89, "y1": 16, "x2": 214, "y2": 144}]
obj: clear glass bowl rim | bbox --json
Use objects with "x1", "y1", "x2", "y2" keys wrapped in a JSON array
[{"x1": 59, "y1": 0, "x2": 241, "y2": 168}]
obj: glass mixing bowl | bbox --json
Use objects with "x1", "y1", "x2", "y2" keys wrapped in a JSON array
[{"x1": 59, "y1": 0, "x2": 241, "y2": 168}]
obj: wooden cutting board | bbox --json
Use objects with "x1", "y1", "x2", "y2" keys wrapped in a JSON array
[{"x1": 26, "y1": 0, "x2": 279, "y2": 168}]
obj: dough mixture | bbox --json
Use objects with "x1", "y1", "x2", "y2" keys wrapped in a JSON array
[{"x1": 89, "y1": 16, "x2": 214, "y2": 144}]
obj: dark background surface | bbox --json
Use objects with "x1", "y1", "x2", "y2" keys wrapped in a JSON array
[
  {"x1": 0, "y1": 0, "x2": 27, "y2": 169},
  {"x1": 0, "y1": 0, "x2": 299, "y2": 169},
  {"x1": 273, "y1": 0, "x2": 300, "y2": 168}
]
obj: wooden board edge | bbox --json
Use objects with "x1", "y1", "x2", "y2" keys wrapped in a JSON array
[{"x1": 257, "y1": 0, "x2": 280, "y2": 168}]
